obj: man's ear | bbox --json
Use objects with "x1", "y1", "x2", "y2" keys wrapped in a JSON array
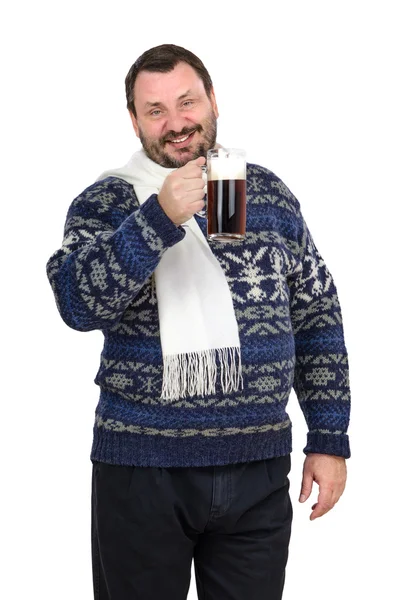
[
  {"x1": 210, "y1": 88, "x2": 219, "y2": 119},
  {"x1": 128, "y1": 109, "x2": 140, "y2": 138}
]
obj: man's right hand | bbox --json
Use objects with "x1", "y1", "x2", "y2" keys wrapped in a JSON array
[{"x1": 158, "y1": 156, "x2": 206, "y2": 226}]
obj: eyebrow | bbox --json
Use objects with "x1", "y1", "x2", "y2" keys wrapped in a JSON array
[{"x1": 144, "y1": 89, "x2": 195, "y2": 109}]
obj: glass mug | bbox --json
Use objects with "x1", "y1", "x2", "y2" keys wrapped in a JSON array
[{"x1": 206, "y1": 148, "x2": 246, "y2": 241}]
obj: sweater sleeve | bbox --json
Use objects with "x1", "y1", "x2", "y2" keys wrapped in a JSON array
[
  {"x1": 46, "y1": 178, "x2": 186, "y2": 332},
  {"x1": 288, "y1": 205, "x2": 351, "y2": 458}
]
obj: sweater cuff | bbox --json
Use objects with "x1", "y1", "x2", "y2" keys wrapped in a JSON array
[
  {"x1": 139, "y1": 193, "x2": 186, "y2": 247},
  {"x1": 304, "y1": 432, "x2": 351, "y2": 459}
]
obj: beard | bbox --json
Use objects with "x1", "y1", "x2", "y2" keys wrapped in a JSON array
[{"x1": 138, "y1": 108, "x2": 217, "y2": 168}]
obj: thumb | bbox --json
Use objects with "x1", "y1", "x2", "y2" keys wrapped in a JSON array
[
  {"x1": 193, "y1": 156, "x2": 206, "y2": 166},
  {"x1": 299, "y1": 471, "x2": 313, "y2": 503}
]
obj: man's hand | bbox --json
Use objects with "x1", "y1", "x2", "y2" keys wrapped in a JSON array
[
  {"x1": 299, "y1": 453, "x2": 347, "y2": 520},
  {"x1": 158, "y1": 156, "x2": 206, "y2": 226}
]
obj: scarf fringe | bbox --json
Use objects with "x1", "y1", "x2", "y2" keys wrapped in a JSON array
[{"x1": 161, "y1": 347, "x2": 244, "y2": 401}]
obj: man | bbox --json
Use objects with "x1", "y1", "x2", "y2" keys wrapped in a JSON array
[{"x1": 46, "y1": 44, "x2": 351, "y2": 600}]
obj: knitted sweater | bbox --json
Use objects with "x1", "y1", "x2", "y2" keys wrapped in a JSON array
[{"x1": 46, "y1": 163, "x2": 351, "y2": 467}]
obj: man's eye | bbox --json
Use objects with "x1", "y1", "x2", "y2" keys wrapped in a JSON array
[
  {"x1": 150, "y1": 110, "x2": 162, "y2": 116},
  {"x1": 183, "y1": 101, "x2": 194, "y2": 107}
]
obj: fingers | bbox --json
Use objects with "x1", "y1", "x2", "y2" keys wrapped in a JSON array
[
  {"x1": 180, "y1": 156, "x2": 206, "y2": 179},
  {"x1": 165, "y1": 172, "x2": 205, "y2": 201},
  {"x1": 182, "y1": 177, "x2": 206, "y2": 193},
  {"x1": 167, "y1": 181, "x2": 205, "y2": 206},
  {"x1": 310, "y1": 486, "x2": 334, "y2": 520},
  {"x1": 309, "y1": 488, "x2": 344, "y2": 520},
  {"x1": 190, "y1": 199, "x2": 206, "y2": 212},
  {"x1": 299, "y1": 465, "x2": 314, "y2": 503}
]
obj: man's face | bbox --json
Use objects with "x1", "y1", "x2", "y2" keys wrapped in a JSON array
[{"x1": 129, "y1": 62, "x2": 219, "y2": 168}]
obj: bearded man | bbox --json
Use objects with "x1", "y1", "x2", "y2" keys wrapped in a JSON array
[{"x1": 46, "y1": 44, "x2": 351, "y2": 600}]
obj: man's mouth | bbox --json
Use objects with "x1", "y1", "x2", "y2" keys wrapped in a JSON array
[{"x1": 166, "y1": 130, "x2": 196, "y2": 149}]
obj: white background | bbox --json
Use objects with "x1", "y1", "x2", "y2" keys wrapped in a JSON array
[{"x1": 2, "y1": 0, "x2": 396, "y2": 598}]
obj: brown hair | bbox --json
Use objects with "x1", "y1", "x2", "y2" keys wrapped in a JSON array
[{"x1": 125, "y1": 44, "x2": 213, "y2": 117}]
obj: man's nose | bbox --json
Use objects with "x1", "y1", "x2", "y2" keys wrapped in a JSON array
[{"x1": 164, "y1": 111, "x2": 189, "y2": 135}]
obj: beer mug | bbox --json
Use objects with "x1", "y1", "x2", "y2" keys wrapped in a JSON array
[{"x1": 206, "y1": 148, "x2": 246, "y2": 241}]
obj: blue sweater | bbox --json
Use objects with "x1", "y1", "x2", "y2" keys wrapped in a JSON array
[{"x1": 46, "y1": 163, "x2": 351, "y2": 467}]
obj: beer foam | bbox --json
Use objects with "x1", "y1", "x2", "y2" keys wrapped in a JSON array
[{"x1": 208, "y1": 156, "x2": 246, "y2": 181}]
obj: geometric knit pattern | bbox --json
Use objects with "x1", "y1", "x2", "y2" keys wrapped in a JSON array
[{"x1": 46, "y1": 163, "x2": 351, "y2": 467}]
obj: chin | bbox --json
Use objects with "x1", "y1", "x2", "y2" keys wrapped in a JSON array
[{"x1": 168, "y1": 149, "x2": 195, "y2": 164}]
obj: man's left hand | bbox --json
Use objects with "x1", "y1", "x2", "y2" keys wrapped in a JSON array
[{"x1": 299, "y1": 453, "x2": 347, "y2": 520}]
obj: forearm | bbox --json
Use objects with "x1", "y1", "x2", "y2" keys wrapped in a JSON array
[
  {"x1": 46, "y1": 192, "x2": 185, "y2": 332},
  {"x1": 289, "y1": 212, "x2": 351, "y2": 458},
  {"x1": 293, "y1": 326, "x2": 351, "y2": 457}
]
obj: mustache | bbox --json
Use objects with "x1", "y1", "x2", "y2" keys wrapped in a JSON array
[{"x1": 162, "y1": 124, "x2": 203, "y2": 144}]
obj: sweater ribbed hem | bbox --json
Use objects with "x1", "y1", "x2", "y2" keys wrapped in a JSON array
[{"x1": 90, "y1": 426, "x2": 292, "y2": 468}]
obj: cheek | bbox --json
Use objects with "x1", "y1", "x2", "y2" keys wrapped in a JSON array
[
  {"x1": 152, "y1": 121, "x2": 166, "y2": 137},
  {"x1": 187, "y1": 111, "x2": 202, "y2": 124},
  {"x1": 139, "y1": 120, "x2": 164, "y2": 141}
]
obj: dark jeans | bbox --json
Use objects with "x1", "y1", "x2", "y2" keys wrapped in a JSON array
[{"x1": 91, "y1": 454, "x2": 293, "y2": 600}]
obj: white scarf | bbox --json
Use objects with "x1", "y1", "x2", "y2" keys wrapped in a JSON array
[{"x1": 96, "y1": 149, "x2": 243, "y2": 401}]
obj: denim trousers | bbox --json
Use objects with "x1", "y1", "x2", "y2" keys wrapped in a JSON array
[{"x1": 91, "y1": 454, "x2": 293, "y2": 600}]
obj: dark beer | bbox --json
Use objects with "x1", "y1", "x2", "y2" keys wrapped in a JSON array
[
  {"x1": 207, "y1": 179, "x2": 246, "y2": 240},
  {"x1": 206, "y1": 148, "x2": 246, "y2": 241}
]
